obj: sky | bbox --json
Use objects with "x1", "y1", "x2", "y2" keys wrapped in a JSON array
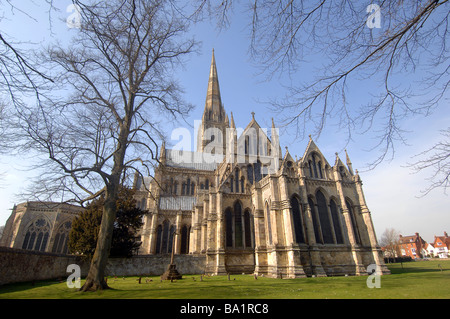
[{"x1": 0, "y1": 1, "x2": 448, "y2": 244}]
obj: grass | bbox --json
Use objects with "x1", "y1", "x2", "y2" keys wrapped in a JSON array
[{"x1": 0, "y1": 260, "x2": 449, "y2": 299}]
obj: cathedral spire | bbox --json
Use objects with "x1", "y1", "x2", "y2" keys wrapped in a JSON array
[
  {"x1": 197, "y1": 50, "x2": 229, "y2": 153},
  {"x1": 345, "y1": 149, "x2": 354, "y2": 175},
  {"x1": 271, "y1": 117, "x2": 282, "y2": 160},
  {"x1": 230, "y1": 111, "x2": 235, "y2": 128},
  {"x1": 159, "y1": 141, "x2": 166, "y2": 165},
  {"x1": 204, "y1": 49, "x2": 225, "y2": 122}
]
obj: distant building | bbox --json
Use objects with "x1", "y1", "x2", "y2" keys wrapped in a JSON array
[
  {"x1": 397, "y1": 232, "x2": 426, "y2": 259},
  {"x1": 423, "y1": 242, "x2": 435, "y2": 258},
  {"x1": 432, "y1": 232, "x2": 449, "y2": 258},
  {"x1": 0, "y1": 201, "x2": 83, "y2": 254}
]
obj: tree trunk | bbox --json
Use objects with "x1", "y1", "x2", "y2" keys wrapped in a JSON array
[
  {"x1": 80, "y1": 123, "x2": 128, "y2": 292},
  {"x1": 80, "y1": 183, "x2": 119, "y2": 291}
]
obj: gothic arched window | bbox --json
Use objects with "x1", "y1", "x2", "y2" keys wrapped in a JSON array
[
  {"x1": 265, "y1": 202, "x2": 273, "y2": 245},
  {"x1": 161, "y1": 220, "x2": 170, "y2": 253},
  {"x1": 234, "y1": 201, "x2": 243, "y2": 247},
  {"x1": 247, "y1": 164, "x2": 253, "y2": 184},
  {"x1": 22, "y1": 218, "x2": 50, "y2": 252},
  {"x1": 180, "y1": 225, "x2": 190, "y2": 254},
  {"x1": 245, "y1": 136, "x2": 249, "y2": 155},
  {"x1": 173, "y1": 181, "x2": 178, "y2": 195},
  {"x1": 312, "y1": 155, "x2": 318, "y2": 178},
  {"x1": 186, "y1": 178, "x2": 191, "y2": 195},
  {"x1": 308, "y1": 197, "x2": 322, "y2": 244},
  {"x1": 52, "y1": 221, "x2": 72, "y2": 254},
  {"x1": 225, "y1": 203, "x2": 253, "y2": 249},
  {"x1": 318, "y1": 161, "x2": 323, "y2": 179},
  {"x1": 330, "y1": 199, "x2": 344, "y2": 244},
  {"x1": 346, "y1": 199, "x2": 361, "y2": 244},
  {"x1": 290, "y1": 196, "x2": 305, "y2": 244},
  {"x1": 316, "y1": 190, "x2": 333, "y2": 244},
  {"x1": 254, "y1": 161, "x2": 262, "y2": 182},
  {"x1": 155, "y1": 225, "x2": 162, "y2": 254}
]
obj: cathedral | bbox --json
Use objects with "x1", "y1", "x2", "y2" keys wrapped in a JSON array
[{"x1": 133, "y1": 51, "x2": 390, "y2": 278}]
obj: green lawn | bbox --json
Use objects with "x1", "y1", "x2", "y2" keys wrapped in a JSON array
[{"x1": 0, "y1": 260, "x2": 449, "y2": 299}]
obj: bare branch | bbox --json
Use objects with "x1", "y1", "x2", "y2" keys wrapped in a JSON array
[{"x1": 407, "y1": 127, "x2": 450, "y2": 195}]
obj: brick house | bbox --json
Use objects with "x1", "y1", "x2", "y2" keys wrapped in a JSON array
[
  {"x1": 432, "y1": 232, "x2": 449, "y2": 258},
  {"x1": 398, "y1": 232, "x2": 426, "y2": 259}
]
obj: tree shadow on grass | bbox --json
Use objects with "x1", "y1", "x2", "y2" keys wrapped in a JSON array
[
  {"x1": 388, "y1": 263, "x2": 447, "y2": 275},
  {"x1": 0, "y1": 279, "x2": 64, "y2": 296}
]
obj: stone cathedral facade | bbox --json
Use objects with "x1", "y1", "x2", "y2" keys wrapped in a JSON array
[{"x1": 134, "y1": 51, "x2": 390, "y2": 278}]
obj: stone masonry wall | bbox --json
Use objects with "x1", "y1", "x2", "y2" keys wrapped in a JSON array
[{"x1": 0, "y1": 247, "x2": 206, "y2": 286}]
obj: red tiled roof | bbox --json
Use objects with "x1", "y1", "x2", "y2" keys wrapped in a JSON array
[
  {"x1": 399, "y1": 233, "x2": 425, "y2": 245},
  {"x1": 434, "y1": 235, "x2": 450, "y2": 248}
]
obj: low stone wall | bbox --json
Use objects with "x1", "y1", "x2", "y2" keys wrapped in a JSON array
[
  {"x1": 0, "y1": 247, "x2": 206, "y2": 286},
  {"x1": 106, "y1": 254, "x2": 206, "y2": 277},
  {"x1": 0, "y1": 247, "x2": 85, "y2": 285}
]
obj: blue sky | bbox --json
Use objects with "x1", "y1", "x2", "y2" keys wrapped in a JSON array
[{"x1": 0, "y1": 1, "x2": 448, "y2": 243}]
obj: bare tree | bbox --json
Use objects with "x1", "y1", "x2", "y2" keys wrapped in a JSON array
[
  {"x1": 0, "y1": 1, "x2": 58, "y2": 167},
  {"x1": 16, "y1": 0, "x2": 196, "y2": 291},
  {"x1": 379, "y1": 227, "x2": 401, "y2": 262},
  {"x1": 0, "y1": 101, "x2": 8, "y2": 152},
  {"x1": 0, "y1": 1, "x2": 56, "y2": 107},
  {"x1": 191, "y1": 0, "x2": 449, "y2": 174}
]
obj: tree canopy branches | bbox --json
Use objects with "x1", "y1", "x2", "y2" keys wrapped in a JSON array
[
  {"x1": 16, "y1": 0, "x2": 197, "y2": 205},
  {"x1": 13, "y1": 0, "x2": 197, "y2": 291},
  {"x1": 190, "y1": 0, "x2": 449, "y2": 192}
]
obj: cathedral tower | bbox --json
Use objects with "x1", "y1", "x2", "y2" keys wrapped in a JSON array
[{"x1": 197, "y1": 50, "x2": 229, "y2": 155}]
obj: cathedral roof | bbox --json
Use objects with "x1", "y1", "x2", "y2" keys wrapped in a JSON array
[
  {"x1": 159, "y1": 196, "x2": 196, "y2": 211},
  {"x1": 165, "y1": 149, "x2": 222, "y2": 171}
]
